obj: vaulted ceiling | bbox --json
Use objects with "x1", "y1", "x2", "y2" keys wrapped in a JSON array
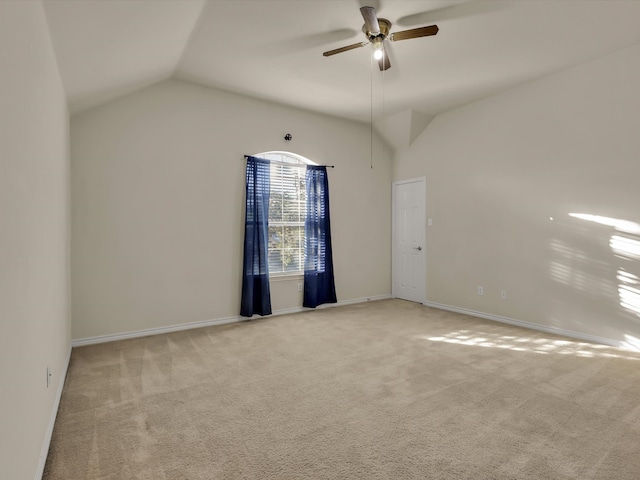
[{"x1": 43, "y1": 0, "x2": 640, "y2": 148}]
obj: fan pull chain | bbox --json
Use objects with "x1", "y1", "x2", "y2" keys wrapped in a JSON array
[
  {"x1": 382, "y1": 49, "x2": 385, "y2": 160},
  {"x1": 370, "y1": 50, "x2": 374, "y2": 169}
]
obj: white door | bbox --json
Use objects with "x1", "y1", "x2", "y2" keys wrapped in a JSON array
[{"x1": 392, "y1": 178, "x2": 426, "y2": 303}]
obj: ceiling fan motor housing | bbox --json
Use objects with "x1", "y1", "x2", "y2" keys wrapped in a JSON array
[{"x1": 363, "y1": 18, "x2": 392, "y2": 40}]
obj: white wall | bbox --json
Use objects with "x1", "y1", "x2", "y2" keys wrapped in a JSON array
[
  {"x1": 71, "y1": 80, "x2": 391, "y2": 340},
  {"x1": 0, "y1": 2, "x2": 71, "y2": 479},
  {"x1": 394, "y1": 42, "x2": 640, "y2": 349}
]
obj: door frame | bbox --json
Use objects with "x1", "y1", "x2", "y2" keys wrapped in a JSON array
[{"x1": 392, "y1": 177, "x2": 426, "y2": 304}]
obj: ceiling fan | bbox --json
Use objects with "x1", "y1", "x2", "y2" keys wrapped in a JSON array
[{"x1": 323, "y1": 6, "x2": 439, "y2": 71}]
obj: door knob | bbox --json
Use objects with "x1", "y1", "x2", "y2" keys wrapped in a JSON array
[{"x1": 414, "y1": 246, "x2": 422, "y2": 251}]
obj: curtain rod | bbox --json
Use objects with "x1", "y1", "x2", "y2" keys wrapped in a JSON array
[{"x1": 244, "y1": 155, "x2": 334, "y2": 168}]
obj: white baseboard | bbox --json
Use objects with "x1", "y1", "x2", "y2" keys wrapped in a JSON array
[
  {"x1": 71, "y1": 294, "x2": 392, "y2": 347},
  {"x1": 35, "y1": 344, "x2": 72, "y2": 480},
  {"x1": 72, "y1": 315, "x2": 243, "y2": 347},
  {"x1": 316, "y1": 294, "x2": 392, "y2": 309},
  {"x1": 422, "y1": 300, "x2": 638, "y2": 352}
]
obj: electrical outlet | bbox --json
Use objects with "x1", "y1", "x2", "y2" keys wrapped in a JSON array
[
  {"x1": 298, "y1": 283, "x2": 303, "y2": 292},
  {"x1": 500, "y1": 290, "x2": 507, "y2": 300},
  {"x1": 46, "y1": 366, "x2": 51, "y2": 388},
  {"x1": 477, "y1": 286, "x2": 484, "y2": 296}
]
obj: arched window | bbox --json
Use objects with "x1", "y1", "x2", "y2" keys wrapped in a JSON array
[{"x1": 255, "y1": 151, "x2": 317, "y2": 276}]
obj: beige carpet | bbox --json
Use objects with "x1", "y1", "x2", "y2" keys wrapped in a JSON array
[{"x1": 44, "y1": 299, "x2": 640, "y2": 479}]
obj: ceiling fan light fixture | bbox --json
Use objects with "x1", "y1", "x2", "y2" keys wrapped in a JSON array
[{"x1": 372, "y1": 37, "x2": 384, "y2": 60}]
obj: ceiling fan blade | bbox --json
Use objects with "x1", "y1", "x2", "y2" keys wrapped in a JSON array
[
  {"x1": 389, "y1": 25, "x2": 439, "y2": 42},
  {"x1": 360, "y1": 6, "x2": 380, "y2": 35},
  {"x1": 396, "y1": 2, "x2": 504, "y2": 27},
  {"x1": 322, "y1": 41, "x2": 368, "y2": 57},
  {"x1": 378, "y1": 47, "x2": 391, "y2": 71}
]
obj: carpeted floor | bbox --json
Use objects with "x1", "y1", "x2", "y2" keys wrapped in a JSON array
[{"x1": 44, "y1": 299, "x2": 640, "y2": 479}]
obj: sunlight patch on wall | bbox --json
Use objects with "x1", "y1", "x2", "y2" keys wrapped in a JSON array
[
  {"x1": 610, "y1": 235, "x2": 640, "y2": 259},
  {"x1": 568, "y1": 213, "x2": 640, "y2": 319},
  {"x1": 619, "y1": 285, "x2": 640, "y2": 316},
  {"x1": 623, "y1": 334, "x2": 640, "y2": 351},
  {"x1": 548, "y1": 260, "x2": 614, "y2": 292},
  {"x1": 617, "y1": 270, "x2": 639, "y2": 285},
  {"x1": 548, "y1": 239, "x2": 614, "y2": 293},
  {"x1": 568, "y1": 213, "x2": 640, "y2": 235},
  {"x1": 549, "y1": 261, "x2": 572, "y2": 285},
  {"x1": 618, "y1": 269, "x2": 640, "y2": 316}
]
